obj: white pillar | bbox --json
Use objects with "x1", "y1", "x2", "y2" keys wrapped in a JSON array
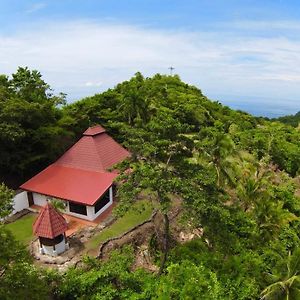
[{"x1": 109, "y1": 186, "x2": 113, "y2": 202}]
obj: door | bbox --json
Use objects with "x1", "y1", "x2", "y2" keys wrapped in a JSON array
[{"x1": 27, "y1": 192, "x2": 34, "y2": 206}]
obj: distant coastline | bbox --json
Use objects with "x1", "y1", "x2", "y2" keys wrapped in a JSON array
[
  {"x1": 209, "y1": 94, "x2": 299, "y2": 118},
  {"x1": 67, "y1": 90, "x2": 299, "y2": 119}
]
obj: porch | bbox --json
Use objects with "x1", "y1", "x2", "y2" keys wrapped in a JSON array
[
  {"x1": 28, "y1": 203, "x2": 115, "y2": 237},
  {"x1": 12, "y1": 184, "x2": 114, "y2": 222}
]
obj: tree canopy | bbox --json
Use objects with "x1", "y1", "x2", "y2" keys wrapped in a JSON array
[{"x1": 0, "y1": 67, "x2": 73, "y2": 187}]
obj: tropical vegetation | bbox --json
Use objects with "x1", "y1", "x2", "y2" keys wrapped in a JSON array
[{"x1": 1, "y1": 68, "x2": 300, "y2": 299}]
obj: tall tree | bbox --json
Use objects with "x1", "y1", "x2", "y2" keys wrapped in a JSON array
[
  {"x1": 117, "y1": 108, "x2": 192, "y2": 274},
  {"x1": 197, "y1": 128, "x2": 237, "y2": 188},
  {"x1": 118, "y1": 72, "x2": 150, "y2": 125},
  {"x1": 0, "y1": 67, "x2": 73, "y2": 187},
  {"x1": 0, "y1": 183, "x2": 14, "y2": 220}
]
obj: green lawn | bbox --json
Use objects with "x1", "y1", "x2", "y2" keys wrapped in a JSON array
[
  {"x1": 5, "y1": 213, "x2": 36, "y2": 245},
  {"x1": 86, "y1": 200, "x2": 154, "y2": 254},
  {"x1": 4, "y1": 201, "x2": 154, "y2": 252}
]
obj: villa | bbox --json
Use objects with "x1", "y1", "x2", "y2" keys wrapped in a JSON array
[{"x1": 14, "y1": 125, "x2": 130, "y2": 221}]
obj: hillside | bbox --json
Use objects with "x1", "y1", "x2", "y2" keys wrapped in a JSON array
[
  {"x1": 64, "y1": 72, "x2": 300, "y2": 176},
  {"x1": 273, "y1": 111, "x2": 300, "y2": 127},
  {"x1": 1, "y1": 69, "x2": 300, "y2": 299}
]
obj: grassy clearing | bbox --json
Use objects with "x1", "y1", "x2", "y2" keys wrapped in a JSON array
[
  {"x1": 5, "y1": 213, "x2": 36, "y2": 245},
  {"x1": 85, "y1": 200, "x2": 154, "y2": 253}
]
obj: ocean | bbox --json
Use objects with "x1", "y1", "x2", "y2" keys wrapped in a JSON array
[{"x1": 209, "y1": 94, "x2": 300, "y2": 118}]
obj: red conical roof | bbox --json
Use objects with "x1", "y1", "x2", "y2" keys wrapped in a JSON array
[
  {"x1": 33, "y1": 203, "x2": 68, "y2": 239},
  {"x1": 54, "y1": 125, "x2": 130, "y2": 172}
]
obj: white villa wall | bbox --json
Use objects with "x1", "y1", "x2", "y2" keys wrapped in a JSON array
[
  {"x1": 33, "y1": 193, "x2": 48, "y2": 206},
  {"x1": 11, "y1": 191, "x2": 47, "y2": 215},
  {"x1": 64, "y1": 186, "x2": 113, "y2": 221},
  {"x1": 12, "y1": 191, "x2": 29, "y2": 214},
  {"x1": 41, "y1": 236, "x2": 67, "y2": 256},
  {"x1": 14, "y1": 186, "x2": 113, "y2": 221}
]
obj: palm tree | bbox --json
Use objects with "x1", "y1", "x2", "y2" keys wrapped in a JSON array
[
  {"x1": 237, "y1": 176, "x2": 261, "y2": 211},
  {"x1": 261, "y1": 249, "x2": 300, "y2": 300},
  {"x1": 210, "y1": 133, "x2": 236, "y2": 187},
  {"x1": 49, "y1": 198, "x2": 66, "y2": 212},
  {"x1": 236, "y1": 162, "x2": 269, "y2": 212},
  {"x1": 254, "y1": 199, "x2": 297, "y2": 241},
  {"x1": 118, "y1": 73, "x2": 150, "y2": 125}
]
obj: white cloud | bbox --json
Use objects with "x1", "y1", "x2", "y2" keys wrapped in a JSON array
[
  {"x1": 227, "y1": 20, "x2": 300, "y2": 31},
  {"x1": 0, "y1": 20, "x2": 300, "y2": 109},
  {"x1": 25, "y1": 2, "x2": 47, "y2": 14},
  {"x1": 254, "y1": 74, "x2": 300, "y2": 82},
  {"x1": 85, "y1": 81, "x2": 102, "y2": 87}
]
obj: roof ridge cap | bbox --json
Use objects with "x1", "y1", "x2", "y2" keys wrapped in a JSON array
[
  {"x1": 92, "y1": 137, "x2": 105, "y2": 171},
  {"x1": 83, "y1": 124, "x2": 106, "y2": 136},
  {"x1": 33, "y1": 206, "x2": 43, "y2": 233},
  {"x1": 51, "y1": 164, "x2": 108, "y2": 173},
  {"x1": 46, "y1": 203, "x2": 55, "y2": 238}
]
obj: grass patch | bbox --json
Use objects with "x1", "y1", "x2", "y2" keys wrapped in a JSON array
[
  {"x1": 86, "y1": 200, "x2": 154, "y2": 253},
  {"x1": 5, "y1": 213, "x2": 36, "y2": 245}
]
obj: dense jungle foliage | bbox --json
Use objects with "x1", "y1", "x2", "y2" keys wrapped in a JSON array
[
  {"x1": 273, "y1": 111, "x2": 300, "y2": 128},
  {"x1": 1, "y1": 68, "x2": 300, "y2": 299}
]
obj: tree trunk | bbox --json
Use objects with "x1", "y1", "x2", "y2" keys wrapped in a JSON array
[
  {"x1": 215, "y1": 164, "x2": 221, "y2": 187},
  {"x1": 158, "y1": 212, "x2": 169, "y2": 275}
]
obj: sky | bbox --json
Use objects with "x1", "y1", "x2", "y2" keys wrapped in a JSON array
[{"x1": 0, "y1": 0, "x2": 300, "y2": 117}]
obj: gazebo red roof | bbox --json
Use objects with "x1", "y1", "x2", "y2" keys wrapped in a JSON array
[
  {"x1": 33, "y1": 203, "x2": 68, "y2": 239},
  {"x1": 20, "y1": 125, "x2": 130, "y2": 206}
]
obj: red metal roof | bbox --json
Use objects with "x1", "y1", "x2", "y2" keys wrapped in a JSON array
[
  {"x1": 55, "y1": 129, "x2": 130, "y2": 172},
  {"x1": 20, "y1": 125, "x2": 130, "y2": 206},
  {"x1": 21, "y1": 165, "x2": 117, "y2": 205},
  {"x1": 83, "y1": 125, "x2": 106, "y2": 136},
  {"x1": 33, "y1": 203, "x2": 68, "y2": 239}
]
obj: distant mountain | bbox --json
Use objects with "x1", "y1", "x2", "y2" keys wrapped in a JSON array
[{"x1": 273, "y1": 111, "x2": 300, "y2": 127}]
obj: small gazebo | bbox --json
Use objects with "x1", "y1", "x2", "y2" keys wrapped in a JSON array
[{"x1": 33, "y1": 203, "x2": 69, "y2": 256}]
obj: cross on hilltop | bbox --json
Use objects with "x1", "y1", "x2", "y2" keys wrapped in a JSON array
[{"x1": 168, "y1": 66, "x2": 175, "y2": 76}]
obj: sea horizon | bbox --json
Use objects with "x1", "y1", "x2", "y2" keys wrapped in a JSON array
[
  {"x1": 67, "y1": 89, "x2": 299, "y2": 119},
  {"x1": 209, "y1": 94, "x2": 300, "y2": 118}
]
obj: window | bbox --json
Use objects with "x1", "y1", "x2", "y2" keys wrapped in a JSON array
[
  {"x1": 94, "y1": 189, "x2": 110, "y2": 214},
  {"x1": 69, "y1": 202, "x2": 87, "y2": 215},
  {"x1": 40, "y1": 234, "x2": 64, "y2": 246}
]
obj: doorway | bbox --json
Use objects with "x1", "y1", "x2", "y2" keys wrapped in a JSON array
[{"x1": 27, "y1": 192, "x2": 34, "y2": 206}]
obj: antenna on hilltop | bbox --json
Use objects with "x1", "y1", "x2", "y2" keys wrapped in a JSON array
[{"x1": 168, "y1": 66, "x2": 175, "y2": 76}]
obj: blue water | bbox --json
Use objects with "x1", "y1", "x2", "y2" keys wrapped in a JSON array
[{"x1": 208, "y1": 94, "x2": 300, "y2": 118}]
